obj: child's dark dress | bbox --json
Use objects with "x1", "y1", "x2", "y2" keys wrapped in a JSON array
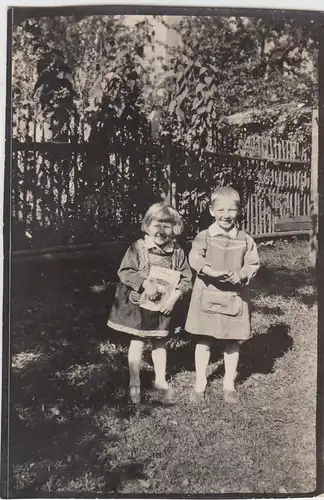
[{"x1": 108, "y1": 236, "x2": 192, "y2": 338}]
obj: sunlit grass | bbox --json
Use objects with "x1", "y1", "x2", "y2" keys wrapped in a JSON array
[{"x1": 11, "y1": 238, "x2": 317, "y2": 496}]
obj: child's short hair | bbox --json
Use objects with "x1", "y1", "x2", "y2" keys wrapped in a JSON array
[
  {"x1": 211, "y1": 186, "x2": 241, "y2": 207},
  {"x1": 141, "y1": 202, "x2": 184, "y2": 236}
]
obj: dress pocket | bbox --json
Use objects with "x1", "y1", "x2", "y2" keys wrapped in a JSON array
[{"x1": 200, "y1": 287, "x2": 243, "y2": 316}]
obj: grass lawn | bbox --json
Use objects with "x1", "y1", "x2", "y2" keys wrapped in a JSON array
[{"x1": 10, "y1": 238, "x2": 317, "y2": 497}]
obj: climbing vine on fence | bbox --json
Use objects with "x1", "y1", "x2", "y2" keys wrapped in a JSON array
[{"x1": 12, "y1": 14, "x2": 317, "y2": 249}]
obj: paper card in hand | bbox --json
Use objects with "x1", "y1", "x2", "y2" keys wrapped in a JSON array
[{"x1": 139, "y1": 266, "x2": 181, "y2": 311}]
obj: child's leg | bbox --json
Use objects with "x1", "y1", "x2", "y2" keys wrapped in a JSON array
[
  {"x1": 194, "y1": 338, "x2": 212, "y2": 393},
  {"x1": 128, "y1": 338, "x2": 145, "y2": 389},
  {"x1": 151, "y1": 338, "x2": 168, "y2": 390},
  {"x1": 223, "y1": 341, "x2": 240, "y2": 401}
]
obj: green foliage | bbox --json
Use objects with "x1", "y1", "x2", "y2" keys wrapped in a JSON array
[
  {"x1": 144, "y1": 15, "x2": 318, "y2": 231},
  {"x1": 13, "y1": 14, "x2": 318, "y2": 148},
  {"x1": 12, "y1": 15, "x2": 166, "y2": 248},
  {"x1": 13, "y1": 15, "x2": 158, "y2": 137},
  {"x1": 158, "y1": 16, "x2": 318, "y2": 153},
  {"x1": 12, "y1": 14, "x2": 317, "y2": 248}
]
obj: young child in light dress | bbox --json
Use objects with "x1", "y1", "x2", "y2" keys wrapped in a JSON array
[
  {"x1": 185, "y1": 186, "x2": 260, "y2": 403},
  {"x1": 108, "y1": 203, "x2": 192, "y2": 404}
]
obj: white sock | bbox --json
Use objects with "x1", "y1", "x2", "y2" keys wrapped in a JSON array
[
  {"x1": 223, "y1": 343, "x2": 239, "y2": 391},
  {"x1": 128, "y1": 339, "x2": 144, "y2": 387},
  {"x1": 152, "y1": 339, "x2": 168, "y2": 388},
  {"x1": 195, "y1": 341, "x2": 211, "y2": 392}
]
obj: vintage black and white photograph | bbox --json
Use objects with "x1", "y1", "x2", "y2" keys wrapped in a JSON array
[{"x1": 5, "y1": 5, "x2": 320, "y2": 497}]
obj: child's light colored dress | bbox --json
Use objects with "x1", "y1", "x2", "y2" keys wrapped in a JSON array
[
  {"x1": 108, "y1": 235, "x2": 192, "y2": 338},
  {"x1": 185, "y1": 222, "x2": 260, "y2": 340}
]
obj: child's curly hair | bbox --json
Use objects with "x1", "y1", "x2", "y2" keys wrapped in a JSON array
[{"x1": 141, "y1": 203, "x2": 184, "y2": 236}]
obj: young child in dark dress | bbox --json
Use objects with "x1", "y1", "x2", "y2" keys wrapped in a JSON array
[
  {"x1": 108, "y1": 202, "x2": 192, "y2": 404},
  {"x1": 185, "y1": 187, "x2": 260, "y2": 404}
]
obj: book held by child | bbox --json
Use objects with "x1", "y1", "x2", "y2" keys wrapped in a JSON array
[{"x1": 139, "y1": 266, "x2": 181, "y2": 312}]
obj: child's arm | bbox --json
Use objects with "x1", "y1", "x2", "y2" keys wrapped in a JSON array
[
  {"x1": 176, "y1": 247, "x2": 193, "y2": 295},
  {"x1": 220, "y1": 236, "x2": 260, "y2": 286},
  {"x1": 118, "y1": 243, "x2": 159, "y2": 299},
  {"x1": 117, "y1": 243, "x2": 148, "y2": 292},
  {"x1": 189, "y1": 231, "x2": 229, "y2": 279},
  {"x1": 159, "y1": 289, "x2": 182, "y2": 316},
  {"x1": 159, "y1": 247, "x2": 192, "y2": 316},
  {"x1": 189, "y1": 231, "x2": 209, "y2": 274},
  {"x1": 236, "y1": 235, "x2": 260, "y2": 285}
]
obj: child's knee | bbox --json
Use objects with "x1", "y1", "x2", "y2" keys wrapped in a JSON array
[
  {"x1": 129, "y1": 338, "x2": 145, "y2": 356},
  {"x1": 224, "y1": 340, "x2": 240, "y2": 355},
  {"x1": 196, "y1": 339, "x2": 211, "y2": 352},
  {"x1": 151, "y1": 338, "x2": 166, "y2": 351}
]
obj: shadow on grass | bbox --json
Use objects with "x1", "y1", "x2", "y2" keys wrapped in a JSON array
[
  {"x1": 10, "y1": 244, "x2": 312, "y2": 496},
  {"x1": 10, "y1": 410, "x2": 147, "y2": 498},
  {"x1": 11, "y1": 344, "x2": 150, "y2": 497},
  {"x1": 10, "y1": 257, "x2": 158, "y2": 497},
  {"x1": 208, "y1": 322, "x2": 293, "y2": 385},
  {"x1": 251, "y1": 304, "x2": 285, "y2": 316},
  {"x1": 252, "y1": 264, "x2": 316, "y2": 307},
  {"x1": 238, "y1": 322, "x2": 294, "y2": 383}
]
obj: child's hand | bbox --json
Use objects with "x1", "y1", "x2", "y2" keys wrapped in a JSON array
[
  {"x1": 225, "y1": 271, "x2": 241, "y2": 285},
  {"x1": 160, "y1": 290, "x2": 182, "y2": 316},
  {"x1": 143, "y1": 280, "x2": 160, "y2": 301}
]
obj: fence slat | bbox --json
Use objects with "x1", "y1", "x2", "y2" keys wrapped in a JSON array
[
  {"x1": 12, "y1": 137, "x2": 311, "y2": 250},
  {"x1": 235, "y1": 134, "x2": 311, "y2": 162}
]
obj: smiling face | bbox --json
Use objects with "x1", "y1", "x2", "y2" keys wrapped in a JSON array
[
  {"x1": 210, "y1": 195, "x2": 239, "y2": 232},
  {"x1": 147, "y1": 217, "x2": 174, "y2": 247}
]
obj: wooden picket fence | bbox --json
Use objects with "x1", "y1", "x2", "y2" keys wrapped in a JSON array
[
  {"x1": 172, "y1": 149, "x2": 311, "y2": 239},
  {"x1": 244, "y1": 164, "x2": 310, "y2": 235},
  {"x1": 11, "y1": 116, "x2": 311, "y2": 251},
  {"x1": 236, "y1": 135, "x2": 309, "y2": 161},
  {"x1": 11, "y1": 139, "x2": 165, "y2": 251}
]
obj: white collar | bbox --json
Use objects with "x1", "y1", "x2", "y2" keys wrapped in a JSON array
[
  {"x1": 208, "y1": 222, "x2": 238, "y2": 239},
  {"x1": 144, "y1": 235, "x2": 174, "y2": 252}
]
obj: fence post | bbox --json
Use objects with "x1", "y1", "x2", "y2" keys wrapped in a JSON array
[{"x1": 309, "y1": 108, "x2": 318, "y2": 266}]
